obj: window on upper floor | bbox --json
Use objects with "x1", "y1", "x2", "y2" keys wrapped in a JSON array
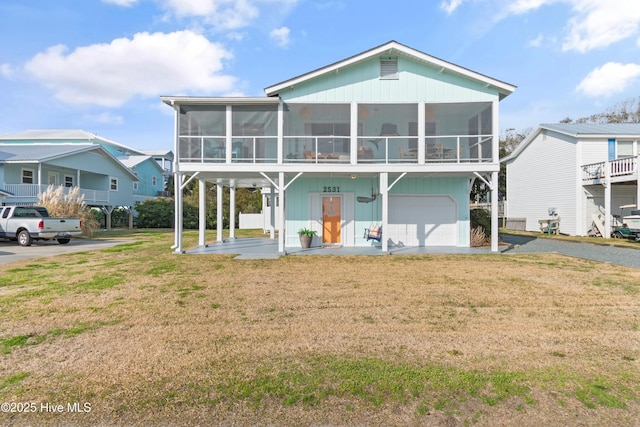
[
  {"x1": 617, "y1": 140, "x2": 634, "y2": 158},
  {"x1": 110, "y1": 178, "x2": 118, "y2": 191},
  {"x1": 152, "y1": 176, "x2": 157, "y2": 187},
  {"x1": 22, "y1": 168, "x2": 34, "y2": 184}
]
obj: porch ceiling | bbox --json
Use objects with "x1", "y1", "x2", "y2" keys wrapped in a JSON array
[{"x1": 182, "y1": 170, "x2": 480, "y2": 188}]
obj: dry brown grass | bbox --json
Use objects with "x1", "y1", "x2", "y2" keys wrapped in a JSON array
[{"x1": 0, "y1": 231, "x2": 639, "y2": 426}]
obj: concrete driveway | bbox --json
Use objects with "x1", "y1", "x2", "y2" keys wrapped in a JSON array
[
  {"x1": 0, "y1": 238, "x2": 125, "y2": 265},
  {"x1": 500, "y1": 233, "x2": 640, "y2": 269}
]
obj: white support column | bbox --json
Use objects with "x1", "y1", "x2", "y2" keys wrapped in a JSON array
[
  {"x1": 270, "y1": 184, "x2": 276, "y2": 239},
  {"x1": 380, "y1": 172, "x2": 389, "y2": 253},
  {"x1": 492, "y1": 100, "x2": 499, "y2": 163},
  {"x1": 198, "y1": 178, "x2": 206, "y2": 247},
  {"x1": 278, "y1": 172, "x2": 286, "y2": 254},
  {"x1": 351, "y1": 103, "x2": 358, "y2": 165},
  {"x1": 226, "y1": 105, "x2": 233, "y2": 163},
  {"x1": 491, "y1": 171, "x2": 499, "y2": 252},
  {"x1": 174, "y1": 173, "x2": 182, "y2": 252},
  {"x1": 418, "y1": 102, "x2": 425, "y2": 165},
  {"x1": 229, "y1": 185, "x2": 236, "y2": 239},
  {"x1": 604, "y1": 163, "x2": 611, "y2": 239},
  {"x1": 277, "y1": 102, "x2": 284, "y2": 164},
  {"x1": 171, "y1": 100, "x2": 182, "y2": 253},
  {"x1": 217, "y1": 183, "x2": 224, "y2": 242}
]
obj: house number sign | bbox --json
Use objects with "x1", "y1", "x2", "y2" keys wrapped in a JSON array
[{"x1": 323, "y1": 186, "x2": 340, "y2": 193}]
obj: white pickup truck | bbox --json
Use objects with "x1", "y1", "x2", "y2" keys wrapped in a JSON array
[{"x1": 0, "y1": 206, "x2": 82, "y2": 246}]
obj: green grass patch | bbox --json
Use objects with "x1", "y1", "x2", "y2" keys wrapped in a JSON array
[
  {"x1": 145, "y1": 262, "x2": 178, "y2": 277},
  {"x1": 0, "y1": 372, "x2": 29, "y2": 391},
  {"x1": 216, "y1": 356, "x2": 534, "y2": 412},
  {"x1": 100, "y1": 241, "x2": 145, "y2": 253},
  {"x1": 78, "y1": 273, "x2": 125, "y2": 291},
  {"x1": 0, "y1": 334, "x2": 46, "y2": 354}
]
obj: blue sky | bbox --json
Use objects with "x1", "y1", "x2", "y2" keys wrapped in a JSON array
[{"x1": 2, "y1": 0, "x2": 640, "y2": 152}]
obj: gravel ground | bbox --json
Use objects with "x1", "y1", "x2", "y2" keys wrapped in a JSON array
[{"x1": 500, "y1": 233, "x2": 640, "y2": 269}]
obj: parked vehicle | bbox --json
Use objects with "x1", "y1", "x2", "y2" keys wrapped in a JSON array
[
  {"x1": 0, "y1": 206, "x2": 82, "y2": 246},
  {"x1": 611, "y1": 205, "x2": 640, "y2": 241}
]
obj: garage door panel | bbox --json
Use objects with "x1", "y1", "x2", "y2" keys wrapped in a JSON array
[{"x1": 389, "y1": 195, "x2": 456, "y2": 246}]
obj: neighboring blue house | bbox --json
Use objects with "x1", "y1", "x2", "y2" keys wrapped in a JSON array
[
  {"x1": 162, "y1": 40, "x2": 516, "y2": 253},
  {"x1": 0, "y1": 130, "x2": 172, "y2": 198},
  {"x1": 0, "y1": 144, "x2": 138, "y2": 228},
  {"x1": 0, "y1": 129, "x2": 174, "y2": 228}
]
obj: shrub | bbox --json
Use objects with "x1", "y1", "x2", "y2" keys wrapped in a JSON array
[
  {"x1": 136, "y1": 198, "x2": 174, "y2": 228},
  {"x1": 37, "y1": 185, "x2": 99, "y2": 236},
  {"x1": 470, "y1": 208, "x2": 491, "y2": 237}
]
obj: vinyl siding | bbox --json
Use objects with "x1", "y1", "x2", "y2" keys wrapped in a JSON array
[
  {"x1": 281, "y1": 57, "x2": 499, "y2": 104},
  {"x1": 507, "y1": 131, "x2": 578, "y2": 234},
  {"x1": 286, "y1": 176, "x2": 469, "y2": 247}
]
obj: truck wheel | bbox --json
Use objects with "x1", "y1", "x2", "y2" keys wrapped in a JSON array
[
  {"x1": 18, "y1": 230, "x2": 32, "y2": 247},
  {"x1": 57, "y1": 239, "x2": 71, "y2": 245},
  {"x1": 612, "y1": 231, "x2": 624, "y2": 239}
]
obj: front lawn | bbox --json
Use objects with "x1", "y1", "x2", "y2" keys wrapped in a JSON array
[{"x1": 0, "y1": 230, "x2": 638, "y2": 426}]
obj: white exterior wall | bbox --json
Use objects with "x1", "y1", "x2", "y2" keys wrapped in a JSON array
[{"x1": 507, "y1": 131, "x2": 578, "y2": 235}]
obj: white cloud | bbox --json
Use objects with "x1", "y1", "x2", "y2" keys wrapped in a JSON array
[
  {"x1": 440, "y1": 0, "x2": 464, "y2": 15},
  {"x1": 562, "y1": 0, "x2": 640, "y2": 52},
  {"x1": 528, "y1": 33, "x2": 544, "y2": 47},
  {"x1": 0, "y1": 63, "x2": 14, "y2": 79},
  {"x1": 23, "y1": 30, "x2": 236, "y2": 107},
  {"x1": 507, "y1": 0, "x2": 558, "y2": 15},
  {"x1": 84, "y1": 112, "x2": 124, "y2": 125},
  {"x1": 270, "y1": 27, "x2": 290, "y2": 47},
  {"x1": 160, "y1": 0, "x2": 259, "y2": 30},
  {"x1": 577, "y1": 62, "x2": 640, "y2": 97},
  {"x1": 102, "y1": 0, "x2": 139, "y2": 6}
]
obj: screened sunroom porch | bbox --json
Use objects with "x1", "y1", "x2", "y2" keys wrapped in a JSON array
[{"x1": 176, "y1": 100, "x2": 496, "y2": 165}]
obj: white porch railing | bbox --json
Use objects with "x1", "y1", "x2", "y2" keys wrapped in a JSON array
[
  {"x1": 177, "y1": 133, "x2": 494, "y2": 164},
  {"x1": 3, "y1": 184, "x2": 109, "y2": 204},
  {"x1": 582, "y1": 157, "x2": 638, "y2": 182}
]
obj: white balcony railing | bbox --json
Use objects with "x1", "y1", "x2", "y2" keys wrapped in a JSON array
[
  {"x1": 178, "y1": 134, "x2": 494, "y2": 164},
  {"x1": 582, "y1": 157, "x2": 638, "y2": 182},
  {"x1": 3, "y1": 184, "x2": 109, "y2": 204}
]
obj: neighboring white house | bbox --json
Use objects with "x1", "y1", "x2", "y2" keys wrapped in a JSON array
[
  {"x1": 503, "y1": 123, "x2": 640, "y2": 238},
  {"x1": 162, "y1": 40, "x2": 516, "y2": 254}
]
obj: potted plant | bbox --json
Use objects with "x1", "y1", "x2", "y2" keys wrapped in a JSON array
[{"x1": 298, "y1": 228, "x2": 317, "y2": 249}]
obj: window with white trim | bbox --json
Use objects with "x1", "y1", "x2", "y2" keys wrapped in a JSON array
[
  {"x1": 22, "y1": 169, "x2": 34, "y2": 184},
  {"x1": 110, "y1": 178, "x2": 118, "y2": 191},
  {"x1": 617, "y1": 140, "x2": 634, "y2": 158},
  {"x1": 64, "y1": 175, "x2": 74, "y2": 187}
]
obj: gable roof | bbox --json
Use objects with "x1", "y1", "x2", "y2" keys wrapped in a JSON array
[
  {"x1": 264, "y1": 40, "x2": 516, "y2": 99},
  {"x1": 120, "y1": 155, "x2": 165, "y2": 173},
  {"x1": 0, "y1": 129, "x2": 146, "y2": 156},
  {"x1": 0, "y1": 143, "x2": 139, "y2": 180},
  {"x1": 502, "y1": 123, "x2": 640, "y2": 162},
  {"x1": 0, "y1": 144, "x2": 99, "y2": 162}
]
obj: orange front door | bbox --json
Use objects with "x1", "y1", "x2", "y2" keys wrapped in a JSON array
[{"x1": 322, "y1": 196, "x2": 341, "y2": 244}]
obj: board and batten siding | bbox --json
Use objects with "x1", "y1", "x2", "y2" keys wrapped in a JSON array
[
  {"x1": 280, "y1": 57, "x2": 499, "y2": 104},
  {"x1": 507, "y1": 131, "x2": 578, "y2": 235},
  {"x1": 285, "y1": 176, "x2": 470, "y2": 247}
]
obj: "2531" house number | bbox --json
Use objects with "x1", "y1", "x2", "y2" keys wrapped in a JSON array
[{"x1": 323, "y1": 186, "x2": 340, "y2": 193}]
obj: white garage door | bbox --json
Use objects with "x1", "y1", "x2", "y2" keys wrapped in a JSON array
[{"x1": 388, "y1": 195, "x2": 457, "y2": 246}]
